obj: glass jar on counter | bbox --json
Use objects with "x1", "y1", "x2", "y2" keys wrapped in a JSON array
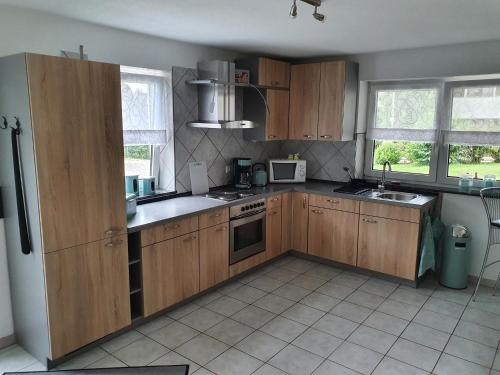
[
  {"x1": 484, "y1": 174, "x2": 496, "y2": 188},
  {"x1": 458, "y1": 173, "x2": 474, "y2": 193}
]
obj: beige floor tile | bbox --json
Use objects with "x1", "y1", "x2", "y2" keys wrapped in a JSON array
[
  {"x1": 236, "y1": 331, "x2": 287, "y2": 362},
  {"x1": 292, "y1": 327, "x2": 343, "y2": 357},
  {"x1": 454, "y1": 320, "x2": 500, "y2": 348},
  {"x1": 281, "y1": 303, "x2": 325, "y2": 326},
  {"x1": 290, "y1": 275, "x2": 328, "y2": 290},
  {"x1": 348, "y1": 325, "x2": 397, "y2": 354},
  {"x1": 363, "y1": 311, "x2": 409, "y2": 336},
  {"x1": 101, "y1": 330, "x2": 144, "y2": 353},
  {"x1": 269, "y1": 344, "x2": 324, "y2": 375},
  {"x1": 377, "y1": 299, "x2": 419, "y2": 320},
  {"x1": 136, "y1": 315, "x2": 174, "y2": 335},
  {"x1": 57, "y1": 348, "x2": 109, "y2": 370},
  {"x1": 316, "y1": 281, "x2": 355, "y2": 299},
  {"x1": 422, "y1": 297, "x2": 465, "y2": 318},
  {"x1": 247, "y1": 275, "x2": 286, "y2": 292},
  {"x1": 149, "y1": 351, "x2": 200, "y2": 373},
  {"x1": 346, "y1": 290, "x2": 385, "y2": 310},
  {"x1": 272, "y1": 283, "x2": 311, "y2": 302},
  {"x1": 389, "y1": 288, "x2": 429, "y2": 307},
  {"x1": 86, "y1": 355, "x2": 126, "y2": 369},
  {"x1": 112, "y1": 337, "x2": 169, "y2": 367},
  {"x1": 147, "y1": 321, "x2": 199, "y2": 349},
  {"x1": 204, "y1": 318, "x2": 254, "y2": 345},
  {"x1": 329, "y1": 342, "x2": 383, "y2": 375},
  {"x1": 260, "y1": 316, "x2": 307, "y2": 342},
  {"x1": 227, "y1": 284, "x2": 267, "y2": 303},
  {"x1": 179, "y1": 307, "x2": 226, "y2": 331},
  {"x1": 444, "y1": 335, "x2": 495, "y2": 367},
  {"x1": 205, "y1": 295, "x2": 247, "y2": 317},
  {"x1": 412, "y1": 309, "x2": 458, "y2": 333},
  {"x1": 231, "y1": 305, "x2": 276, "y2": 329},
  {"x1": 387, "y1": 338, "x2": 440, "y2": 372},
  {"x1": 312, "y1": 360, "x2": 360, "y2": 375},
  {"x1": 175, "y1": 334, "x2": 229, "y2": 366},
  {"x1": 253, "y1": 293, "x2": 296, "y2": 314},
  {"x1": 300, "y1": 292, "x2": 342, "y2": 312},
  {"x1": 313, "y1": 313, "x2": 359, "y2": 339},
  {"x1": 373, "y1": 357, "x2": 429, "y2": 375},
  {"x1": 400, "y1": 322, "x2": 450, "y2": 351},
  {"x1": 331, "y1": 301, "x2": 373, "y2": 323},
  {"x1": 433, "y1": 353, "x2": 489, "y2": 375},
  {"x1": 206, "y1": 348, "x2": 263, "y2": 375}
]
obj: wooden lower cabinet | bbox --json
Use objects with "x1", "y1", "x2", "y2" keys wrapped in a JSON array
[
  {"x1": 142, "y1": 232, "x2": 200, "y2": 316},
  {"x1": 266, "y1": 206, "x2": 282, "y2": 260},
  {"x1": 291, "y1": 192, "x2": 309, "y2": 252},
  {"x1": 357, "y1": 215, "x2": 420, "y2": 281},
  {"x1": 308, "y1": 207, "x2": 358, "y2": 266},
  {"x1": 199, "y1": 223, "x2": 229, "y2": 291},
  {"x1": 281, "y1": 193, "x2": 292, "y2": 252},
  {"x1": 44, "y1": 235, "x2": 130, "y2": 358}
]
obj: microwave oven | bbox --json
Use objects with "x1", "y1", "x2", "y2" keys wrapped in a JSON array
[{"x1": 268, "y1": 159, "x2": 306, "y2": 183}]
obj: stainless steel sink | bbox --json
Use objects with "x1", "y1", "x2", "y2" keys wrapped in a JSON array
[{"x1": 364, "y1": 190, "x2": 419, "y2": 202}]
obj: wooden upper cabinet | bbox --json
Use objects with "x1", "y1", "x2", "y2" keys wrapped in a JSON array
[
  {"x1": 318, "y1": 61, "x2": 346, "y2": 141},
  {"x1": 266, "y1": 89, "x2": 290, "y2": 140},
  {"x1": 44, "y1": 235, "x2": 130, "y2": 358},
  {"x1": 357, "y1": 215, "x2": 419, "y2": 281},
  {"x1": 200, "y1": 222, "x2": 229, "y2": 291},
  {"x1": 289, "y1": 63, "x2": 320, "y2": 140},
  {"x1": 266, "y1": 206, "x2": 282, "y2": 260},
  {"x1": 291, "y1": 192, "x2": 309, "y2": 252},
  {"x1": 308, "y1": 207, "x2": 358, "y2": 266},
  {"x1": 26, "y1": 54, "x2": 126, "y2": 253},
  {"x1": 258, "y1": 57, "x2": 290, "y2": 89}
]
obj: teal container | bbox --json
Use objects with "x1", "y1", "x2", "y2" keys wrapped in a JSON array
[
  {"x1": 139, "y1": 177, "x2": 156, "y2": 196},
  {"x1": 125, "y1": 175, "x2": 139, "y2": 196},
  {"x1": 440, "y1": 225, "x2": 471, "y2": 289}
]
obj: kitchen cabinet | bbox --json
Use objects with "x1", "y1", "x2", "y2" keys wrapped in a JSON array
[
  {"x1": 199, "y1": 222, "x2": 229, "y2": 291},
  {"x1": 44, "y1": 236, "x2": 130, "y2": 358},
  {"x1": 357, "y1": 215, "x2": 420, "y2": 280},
  {"x1": 27, "y1": 54, "x2": 126, "y2": 253},
  {"x1": 308, "y1": 207, "x2": 358, "y2": 266},
  {"x1": 141, "y1": 216, "x2": 199, "y2": 247},
  {"x1": 142, "y1": 232, "x2": 200, "y2": 316},
  {"x1": 243, "y1": 88, "x2": 289, "y2": 141},
  {"x1": 259, "y1": 57, "x2": 291, "y2": 88},
  {"x1": 229, "y1": 251, "x2": 268, "y2": 277},
  {"x1": 291, "y1": 192, "x2": 309, "y2": 252},
  {"x1": 266, "y1": 206, "x2": 282, "y2": 260},
  {"x1": 281, "y1": 193, "x2": 292, "y2": 252},
  {"x1": 289, "y1": 63, "x2": 320, "y2": 140},
  {"x1": 199, "y1": 208, "x2": 229, "y2": 230},
  {"x1": 289, "y1": 61, "x2": 358, "y2": 141}
]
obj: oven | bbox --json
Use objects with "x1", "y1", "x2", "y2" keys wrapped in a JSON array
[{"x1": 229, "y1": 198, "x2": 266, "y2": 265}]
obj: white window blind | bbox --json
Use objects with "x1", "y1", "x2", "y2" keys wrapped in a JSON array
[
  {"x1": 366, "y1": 83, "x2": 440, "y2": 142},
  {"x1": 120, "y1": 66, "x2": 172, "y2": 145},
  {"x1": 442, "y1": 82, "x2": 500, "y2": 146}
]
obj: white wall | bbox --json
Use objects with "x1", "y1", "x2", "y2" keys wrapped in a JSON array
[
  {"x1": 441, "y1": 194, "x2": 499, "y2": 280},
  {"x1": 0, "y1": 220, "x2": 14, "y2": 339},
  {"x1": 0, "y1": 5, "x2": 241, "y2": 342}
]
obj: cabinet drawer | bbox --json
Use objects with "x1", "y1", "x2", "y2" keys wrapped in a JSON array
[
  {"x1": 267, "y1": 195, "x2": 282, "y2": 209},
  {"x1": 199, "y1": 208, "x2": 229, "y2": 229},
  {"x1": 309, "y1": 194, "x2": 359, "y2": 213},
  {"x1": 141, "y1": 216, "x2": 199, "y2": 246},
  {"x1": 360, "y1": 201, "x2": 420, "y2": 223}
]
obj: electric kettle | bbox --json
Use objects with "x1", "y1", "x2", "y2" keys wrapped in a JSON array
[{"x1": 252, "y1": 163, "x2": 268, "y2": 187}]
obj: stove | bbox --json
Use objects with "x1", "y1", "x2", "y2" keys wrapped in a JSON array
[{"x1": 206, "y1": 189, "x2": 256, "y2": 202}]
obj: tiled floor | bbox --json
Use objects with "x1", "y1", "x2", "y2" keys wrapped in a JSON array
[{"x1": 2, "y1": 255, "x2": 500, "y2": 375}]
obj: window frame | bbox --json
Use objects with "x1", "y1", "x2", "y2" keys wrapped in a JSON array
[
  {"x1": 437, "y1": 78, "x2": 500, "y2": 187},
  {"x1": 364, "y1": 80, "x2": 443, "y2": 183}
]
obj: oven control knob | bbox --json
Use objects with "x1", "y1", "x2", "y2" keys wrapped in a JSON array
[{"x1": 241, "y1": 207, "x2": 245, "y2": 211}]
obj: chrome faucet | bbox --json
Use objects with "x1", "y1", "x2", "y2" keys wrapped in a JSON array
[{"x1": 378, "y1": 161, "x2": 392, "y2": 193}]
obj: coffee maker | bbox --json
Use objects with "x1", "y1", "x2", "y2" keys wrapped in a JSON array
[{"x1": 232, "y1": 158, "x2": 252, "y2": 189}]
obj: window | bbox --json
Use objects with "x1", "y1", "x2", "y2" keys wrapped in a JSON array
[
  {"x1": 365, "y1": 79, "x2": 500, "y2": 186},
  {"x1": 365, "y1": 82, "x2": 440, "y2": 182},
  {"x1": 121, "y1": 66, "x2": 175, "y2": 193}
]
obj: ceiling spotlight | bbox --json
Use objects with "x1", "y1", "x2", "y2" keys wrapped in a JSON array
[
  {"x1": 290, "y1": 0, "x2": 298, "y2": 18},
  {"x1": 312, "y1": 6, "x2": 325, "y2": 22}
]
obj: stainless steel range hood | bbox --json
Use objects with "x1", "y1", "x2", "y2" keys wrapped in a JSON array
[{"x1": 187, "y1": 60, "x2": 260, "y2": 129}]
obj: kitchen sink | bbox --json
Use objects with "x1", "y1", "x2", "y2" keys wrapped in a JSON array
[{"x1": 364, "y1": 190, "x2": 419, "y2": 202}]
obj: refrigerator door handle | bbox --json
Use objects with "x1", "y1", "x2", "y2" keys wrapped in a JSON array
[{"x1": 11, "y1": 118, "x2": 32, "y2": 255}]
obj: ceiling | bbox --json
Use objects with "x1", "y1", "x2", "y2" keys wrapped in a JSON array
[{"x1": 3, "y1": 0, "x2": 500, "y2": 57}]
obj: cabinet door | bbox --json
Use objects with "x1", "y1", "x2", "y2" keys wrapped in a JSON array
[
  {"x1": 26, "y1": 54, "x2": 126, "y2": 253},
  {"x1": 44, "y1": 236, "x2": 130, "y2": 358},
  {"x1": 318, "y1": 61, "x2": 346, "y2": 141},
  {"x1": 308, "y1": 208, "x2": 358, "y2": 266},
  {"x1": 200, "y1": 223, "x2": 229, "y2": 291},
  {"x1": 357, "y1": 215, "x2": 419, "y2": 281},
  {"x1": 259, "y1": 57, "x2": 290, "y2": 88},
  {"x1": 281, "y1": 193, "x2": 292, "y2": 252},
  {"x1": 142, "y1": 233, "x2": 200, "y2": 316},
  {"x1": 266, "y1": 206, "x2": 282, "y2": 260},
  {"x1": 266, "y1": 89, "x2": 290, "y2": 140},
  {"x1": 289, "y1": 64, "x2": 320, "y2": 140},
  {"x1": 291, "y1": 193, "x2": 309, "y2": 252}
]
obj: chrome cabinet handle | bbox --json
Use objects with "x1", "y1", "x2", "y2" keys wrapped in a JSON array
[
  {"x1": 303, "y1": 134, "x2": 313, "y2": 139},
  {"x1": 210, "y1": 213, "x2": 222, "y2": 218},
  {"x1": 311, "y1": 209, "x2": 323, "y2": 214},
  {"x1": 268, "y1": 135, "x2": 277, "y2": 139},
  {"x1": 165, "y1": 224, "x2": 181, "y2": 231},
  {"x1": 183, "y1": 235, "x2": 197, "y2": 242},
  {"x1": 320, "y1": 135, "x2": 332, "y2": 139},
  {"x1": 105, "y1": 239, "x2": 123, "y2": 247},
  {"x1": 104, "y1": 228, "x2": 121, "y2": 236},
  {"x1": 326, "y1": 199, "x2": 339, "y2": 204},
  {"x1": 362, "y1": 218, "x2": 378, "y2": 224},
  {"x1": 268, "y1": 210, "x2": 278, "y2": 216},
  {"x1": 303, "y1": 196, "x2": 307, "y2": 209},
  {"x1": 271, "y1": 197, "x2": 279, "y2": 201},
  {"x1": 215, "y1": 226, "x2": 227, "y2": 232}
]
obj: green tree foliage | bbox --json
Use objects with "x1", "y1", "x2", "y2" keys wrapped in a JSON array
[
  {"x1": 124, "y1": 145, "x2": 150, "y2": 160},
  {"x1": 374, "y1": 141, "x2": 402, "y2": 165},
  {"x1": 405, "y1": 143, "x2": 432, "y2": 165}
]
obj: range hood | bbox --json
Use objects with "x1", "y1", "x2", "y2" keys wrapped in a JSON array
[{"x1": 187, "y1": 60, "x2": 262, "y2": 129}]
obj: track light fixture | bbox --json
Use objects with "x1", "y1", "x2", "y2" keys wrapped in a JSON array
[{"x1": 289, "y1": 0, "x2": 326, "y2": 22}]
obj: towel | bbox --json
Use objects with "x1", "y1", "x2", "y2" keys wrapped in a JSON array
[{"x1": 418, "y1": 215, "x2": 444, "y2": 277}]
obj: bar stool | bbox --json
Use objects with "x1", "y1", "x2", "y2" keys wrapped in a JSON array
[{"x1": 472, "y1": 187, "x2": 500, "y2": 301}]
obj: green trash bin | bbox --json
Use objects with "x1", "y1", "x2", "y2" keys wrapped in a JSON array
[{"x1": 440, "y1": 224, "x2": 471, "y2": 289}]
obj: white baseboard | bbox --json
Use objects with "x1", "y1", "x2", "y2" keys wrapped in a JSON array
[{"x1": 0, "y1": 334, "x2": 15, "y2": 350}]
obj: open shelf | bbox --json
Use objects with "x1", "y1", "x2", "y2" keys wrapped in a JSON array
[{"x1": 185, "y1": 79, "x2": 286, "y2": 91}]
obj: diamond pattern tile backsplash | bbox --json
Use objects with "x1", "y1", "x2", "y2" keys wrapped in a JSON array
[{"x1": 172, "y1": 66, "x2": 356, "y2": 193}]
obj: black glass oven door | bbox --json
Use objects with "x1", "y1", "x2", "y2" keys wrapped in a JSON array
[{"x1": 230, "y1": 211, "x2": 266, "y2": 264}]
